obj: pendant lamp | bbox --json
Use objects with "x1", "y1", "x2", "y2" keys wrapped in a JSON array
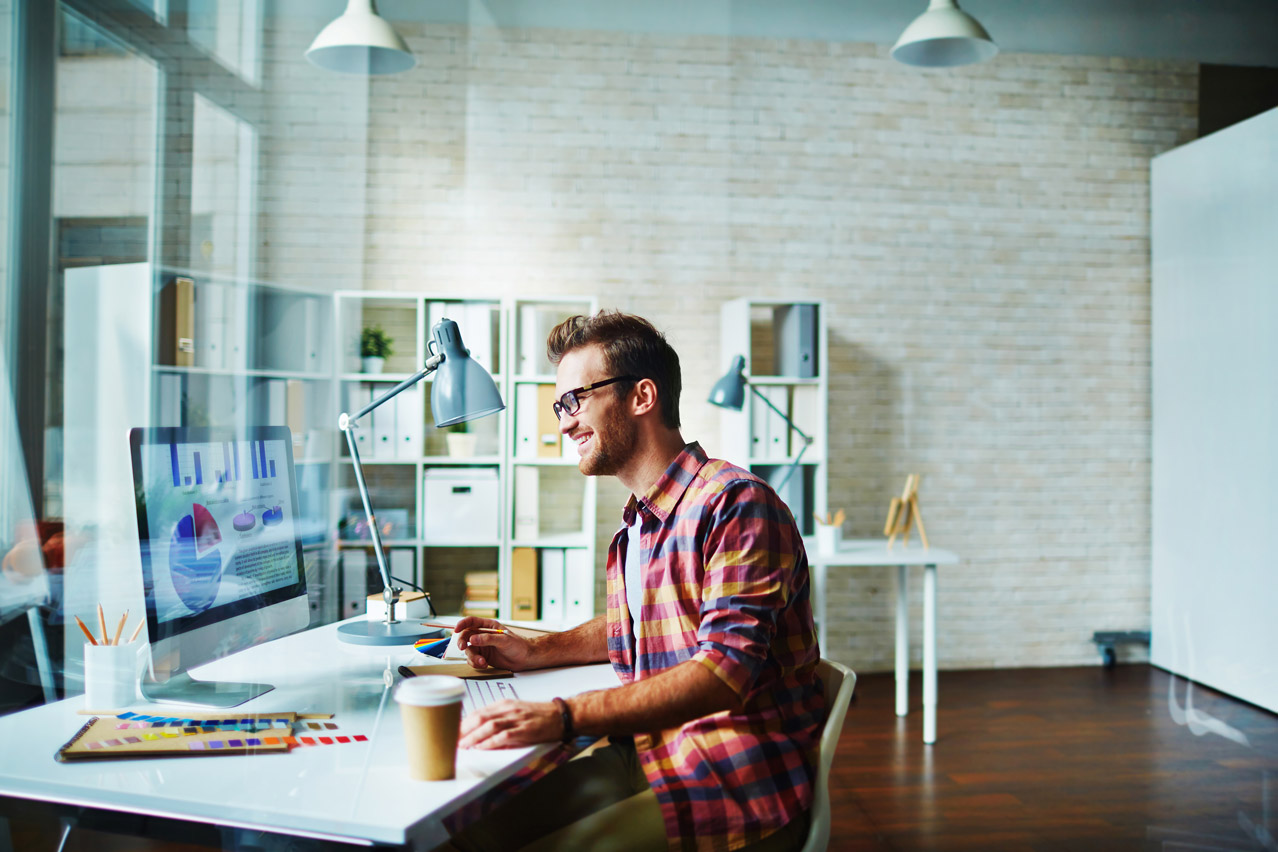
[
  {"x1": 306, "y1": 0, "x2": 416, "y2": 75},
  {"x1": 892, "y1": 0, "x2": 998, "y2": 68}
]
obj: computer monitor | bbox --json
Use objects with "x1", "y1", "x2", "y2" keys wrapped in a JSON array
[{"x1": 129, "y1": 426, "x2": 310, "y2": 707}]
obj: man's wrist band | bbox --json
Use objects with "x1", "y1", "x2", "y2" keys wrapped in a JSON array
[{"x1": 552, "y1": 696, "x2": 574, "y2": 743}]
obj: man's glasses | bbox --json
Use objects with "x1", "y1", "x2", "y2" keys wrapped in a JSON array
[{"x1": 552, "y1": 376, "x2": 640, "y2": 421}]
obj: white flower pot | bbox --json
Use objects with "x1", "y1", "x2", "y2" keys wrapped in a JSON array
[
  {"x1": 446, "y1": 433, "x2": 479, "y2": 458},
  {"x1": 362, "y1": 356, "x2": 385, "y2": 374}
]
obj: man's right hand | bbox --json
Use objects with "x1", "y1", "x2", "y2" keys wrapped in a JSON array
[{"x1": 454, "y1": 617, "x2": 536, "y2": 672}]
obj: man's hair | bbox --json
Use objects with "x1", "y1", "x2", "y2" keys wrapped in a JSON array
[{"x1": 547, "y1": 311, "x2": 682, "y2": 429}]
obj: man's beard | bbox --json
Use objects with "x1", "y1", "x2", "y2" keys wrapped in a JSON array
[{"x1": 578, "y1": 398, "x2": 638, "y2": 477}]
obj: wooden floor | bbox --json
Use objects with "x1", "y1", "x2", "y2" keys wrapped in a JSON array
[{"x1": 831, "y1": 665, "x2": 1278, "y2": 851}]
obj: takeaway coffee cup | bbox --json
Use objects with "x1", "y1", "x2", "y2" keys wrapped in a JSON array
[{"x1": 395, "y1": 675, "x2": 465, "y2": 781}]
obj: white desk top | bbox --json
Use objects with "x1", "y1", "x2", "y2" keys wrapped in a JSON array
[
  {"x1": 808, "y1": 538, "x2": 959, "y2": 567},
  {"x1": 0, "y1": 619, "x2": 619, "y2": 848}
]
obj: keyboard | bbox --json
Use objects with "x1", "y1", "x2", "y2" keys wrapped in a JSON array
[{"x1": 462, "y1": 678, "x2": 520, "y2": 716}]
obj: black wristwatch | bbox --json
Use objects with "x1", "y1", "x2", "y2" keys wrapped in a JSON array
[{"x1": 551, "y1": 696, "x2": 574, "y2": 743}]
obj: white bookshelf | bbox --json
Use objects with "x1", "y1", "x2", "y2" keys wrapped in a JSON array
[
  {"x1": 332, "y1": 292, "x2": 599, "y2": 628},
  {"x1": 717, "y1": 298, "x2": 828, "y2": 541},
  {"x1": 140, "y1": 267, "x2": 338, "y2": 624}
]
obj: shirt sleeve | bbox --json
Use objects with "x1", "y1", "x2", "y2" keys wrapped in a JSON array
[{"x1": 692, "y1": 479, "x2": 800, "y2": 699}]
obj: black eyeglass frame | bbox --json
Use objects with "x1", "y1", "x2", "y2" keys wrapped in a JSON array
[{"x1": 552, "y1": 376, "x2": 641, "y2": 421}]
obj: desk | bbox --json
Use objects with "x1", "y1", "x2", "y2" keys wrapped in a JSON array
[
  {"x1": 809, "y1": 539, "x2": 959, "y2": 745},
  {"x1": 0, "y1": 619, "x2": 619, "y2": 849}
]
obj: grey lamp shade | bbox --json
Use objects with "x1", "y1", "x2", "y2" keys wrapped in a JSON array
[
  {"x1": 708, "y1": 355, "x2": 748, "y2": 411},
  {"x1": 891, "y1": 0, "x2": 998, "y2": 68},
  {"x1": 430, "y1": 318, "x2": 506, "y2": 427},
  {"x1": 305, "y1": 0, "x2": 416, "y2": 75}
]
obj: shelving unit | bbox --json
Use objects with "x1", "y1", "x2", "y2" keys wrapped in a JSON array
[
  {"x1": 505, "y1": 297, "x2": 599, "y2": 627},
  {"x1": 146, "y1": 268, "x2": 338, "y2": 624},
  {"x1": 332, "y1": 292, "x2": 598, "y2": 628},
  {"x1": 717, "y1": 299, "x2": 828, "y2": 541}
]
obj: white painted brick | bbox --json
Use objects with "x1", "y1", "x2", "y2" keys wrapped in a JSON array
[{"x1": 174, "y1": 21, "x2": 1204, "y2": 669}]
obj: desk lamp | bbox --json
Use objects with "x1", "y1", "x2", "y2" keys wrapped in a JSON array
[
  {"x1": 708, "y1": 355, "x2": 813, "y2": 491},
  {"x1": 337, "y1": 318, "x2": 505, "y2": 645}
]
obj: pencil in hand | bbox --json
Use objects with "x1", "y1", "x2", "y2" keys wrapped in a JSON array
[
  {"x1": 420, "y1": 621, "x2": 505, "y2": 634},
  {"x1": 74, "y1": 615, "x2": 99, "y2": 646}
]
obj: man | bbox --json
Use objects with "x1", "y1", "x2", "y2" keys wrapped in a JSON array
[{"x1": 451, "y1": 311, "x2": 823, "y2": 852}]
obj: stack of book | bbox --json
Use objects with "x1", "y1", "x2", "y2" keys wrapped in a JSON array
[{"x1": 461, "y1": 570, "x2": 499, "y2": 618}]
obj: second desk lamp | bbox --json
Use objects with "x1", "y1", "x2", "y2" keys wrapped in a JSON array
[
  {"x1": 708, "y1": 354, "x2": 813, "y2": 491},
  {"x1": 337, "y1": 317, "x2": 505, "y2": 645}
]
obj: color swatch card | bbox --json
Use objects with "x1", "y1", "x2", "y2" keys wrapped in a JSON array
[{"x1": 56, "y1": 716, "x2": 292, "y2": 762}]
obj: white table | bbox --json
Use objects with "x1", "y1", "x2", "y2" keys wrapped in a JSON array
[
  {"x1": 0, "y1": 619, "x2": 619, "y2": 849},
  {"x1": 809, "y1": 539, "x2": 959, "y2": 745}
]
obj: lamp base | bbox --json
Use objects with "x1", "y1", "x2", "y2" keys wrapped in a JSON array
[{"x1": 337, "y1": 620, "x2": 446, "y2": 646}]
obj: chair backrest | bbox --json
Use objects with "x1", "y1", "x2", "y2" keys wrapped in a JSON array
[{"x1": 799, "y1": 658, "x2": 856, "y2": 852}]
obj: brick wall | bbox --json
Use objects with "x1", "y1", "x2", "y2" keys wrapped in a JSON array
[{"x1": 265, "y1": 19, "x2": 1197, "y2": 671}]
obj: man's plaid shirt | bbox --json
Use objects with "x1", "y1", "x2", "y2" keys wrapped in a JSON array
[{"x1": 606, "y1": 443, "x2": 824, "y2": 852}]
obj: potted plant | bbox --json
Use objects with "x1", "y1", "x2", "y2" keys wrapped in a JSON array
[
  {"x1": 360, "y1": 326, "x2": 393, "y2": 374},
  {"x1": 444, "y1": 422, "x2": 478, "y2": 458}
]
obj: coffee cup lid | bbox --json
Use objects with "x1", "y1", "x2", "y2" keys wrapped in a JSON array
[{"x1": 395, "y1": 675, "x2": 465, "y2": 706}]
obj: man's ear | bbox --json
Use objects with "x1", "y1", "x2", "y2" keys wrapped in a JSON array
[{"x1": 630, "y1": 378, "x2": 659, "y2": 417}]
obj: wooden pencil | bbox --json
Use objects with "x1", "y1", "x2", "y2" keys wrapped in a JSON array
[
  {"x1": 111, "y1": 610, "x2": 129, "y2": 645},
  {"x1": 97, "y1": 604, "x2": 109, "y2": 645},
  {"x1": 127, "y1": 619, "x2": 145, "y2": 644},
  {"x1": 74, "y1": 616, "x2": 98, "y2": 646},
  {"x1": 420, "y1": 622, "x2": 505, "y2": 634}
]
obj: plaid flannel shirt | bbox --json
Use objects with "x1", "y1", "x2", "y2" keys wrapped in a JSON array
[{"x1": 607, "y1": 443, "x2": 824, "y2": 852}]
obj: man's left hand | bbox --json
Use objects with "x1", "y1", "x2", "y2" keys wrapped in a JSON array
[{"x1": 458, "y1": 700, "x2": 563, "y2": 750}]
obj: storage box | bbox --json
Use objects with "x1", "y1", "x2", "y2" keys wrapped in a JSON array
[{"x1": 423, "y1": 468, "x2": 499, "y2": 544}]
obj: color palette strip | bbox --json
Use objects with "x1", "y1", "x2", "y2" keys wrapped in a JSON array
[
  {"x1": 83, "y1": 734, "x2": 368, "y2": 752},
  {"x1": 116, "y1": 712, "x2": 293, "y2": 727},
  {"x1": 285, "y1": 734, "x2": 367, "y2": 747},
  {"x1": 112, "y1": 721, "x2": 341, "y2": 736}
]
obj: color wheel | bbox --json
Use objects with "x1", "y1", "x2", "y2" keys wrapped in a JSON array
[{"x1": 169, "y1": 503, "x2": 224, "y2": 613}]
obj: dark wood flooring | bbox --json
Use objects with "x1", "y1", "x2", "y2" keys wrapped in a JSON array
[{"x1": 831, "y1": 665, "x2": 1278, "y2": 851}]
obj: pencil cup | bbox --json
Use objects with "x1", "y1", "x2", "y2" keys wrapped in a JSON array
[
  {"x1": 815, "y1": 523, "x2": 842, "y2": 555},
  {"x1": 84, "y1": 642, "x2": 141, "y2": 709},
  {"x1": 395, "y1": 676, "x2": 465, "y2": 781}
]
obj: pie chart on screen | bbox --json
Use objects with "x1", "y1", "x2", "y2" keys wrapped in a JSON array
[{"x1": 169, "y1": 503, "x2": 224, "y2": 613}]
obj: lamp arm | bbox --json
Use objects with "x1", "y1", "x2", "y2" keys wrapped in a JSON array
[
  {"x1": 747, "y1": 384, "x2": 813, "y2": 445},
  {"x1": 773, "y1": 433, "x2": 810, "y2": 492},
  {"x1": 338, "y1": 353, "x2": 443, "y2": 626},
  {"x1": 747, "y1": 384, "x2": 813, "y2": 493},
  {"x1": 342, "y1": 425, "x2": 399, "y2": 623},
  {"x1": 342, "y1": 353, "x2": 442, "y2": 429}
]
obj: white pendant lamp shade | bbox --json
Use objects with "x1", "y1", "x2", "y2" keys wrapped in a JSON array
[
  {"x1": 306, "y1": 0, "x2": 416, "y2": 75},
  {"x1": 892, "y1": 0, "x2": 998, "y2": 68}
]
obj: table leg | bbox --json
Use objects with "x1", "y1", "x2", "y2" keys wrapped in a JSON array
[
  {"x1": 814, "y1": 560, "x2": 828, "y2": 652},
  {"x1": 923, "y1": 563, "x2": 937, "y2": 745},
  {"x1": 895, "y1": 564, "x2": 908, "y2": 717}
]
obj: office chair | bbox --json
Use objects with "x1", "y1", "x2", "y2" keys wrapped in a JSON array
[{"x1": 799, "y1": 658, "x2": 857, "y2": 852}]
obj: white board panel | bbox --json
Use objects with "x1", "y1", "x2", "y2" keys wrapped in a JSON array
[{"x1": 1150, "y1": 107, "x2": 1278, "y2": 712}]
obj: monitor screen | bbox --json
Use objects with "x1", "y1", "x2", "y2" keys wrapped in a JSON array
[{"x1": 129, "y1": 427, "x2": 308, "y2": 696}]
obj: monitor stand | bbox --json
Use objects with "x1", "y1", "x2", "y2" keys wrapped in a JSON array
[{"x1": 141, "y1": 671, "x2": 274, "y2": 708}]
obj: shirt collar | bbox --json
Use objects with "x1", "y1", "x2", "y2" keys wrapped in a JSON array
[{"x1": 621, "y1": 442, "x2": 708, "y2": 526}]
